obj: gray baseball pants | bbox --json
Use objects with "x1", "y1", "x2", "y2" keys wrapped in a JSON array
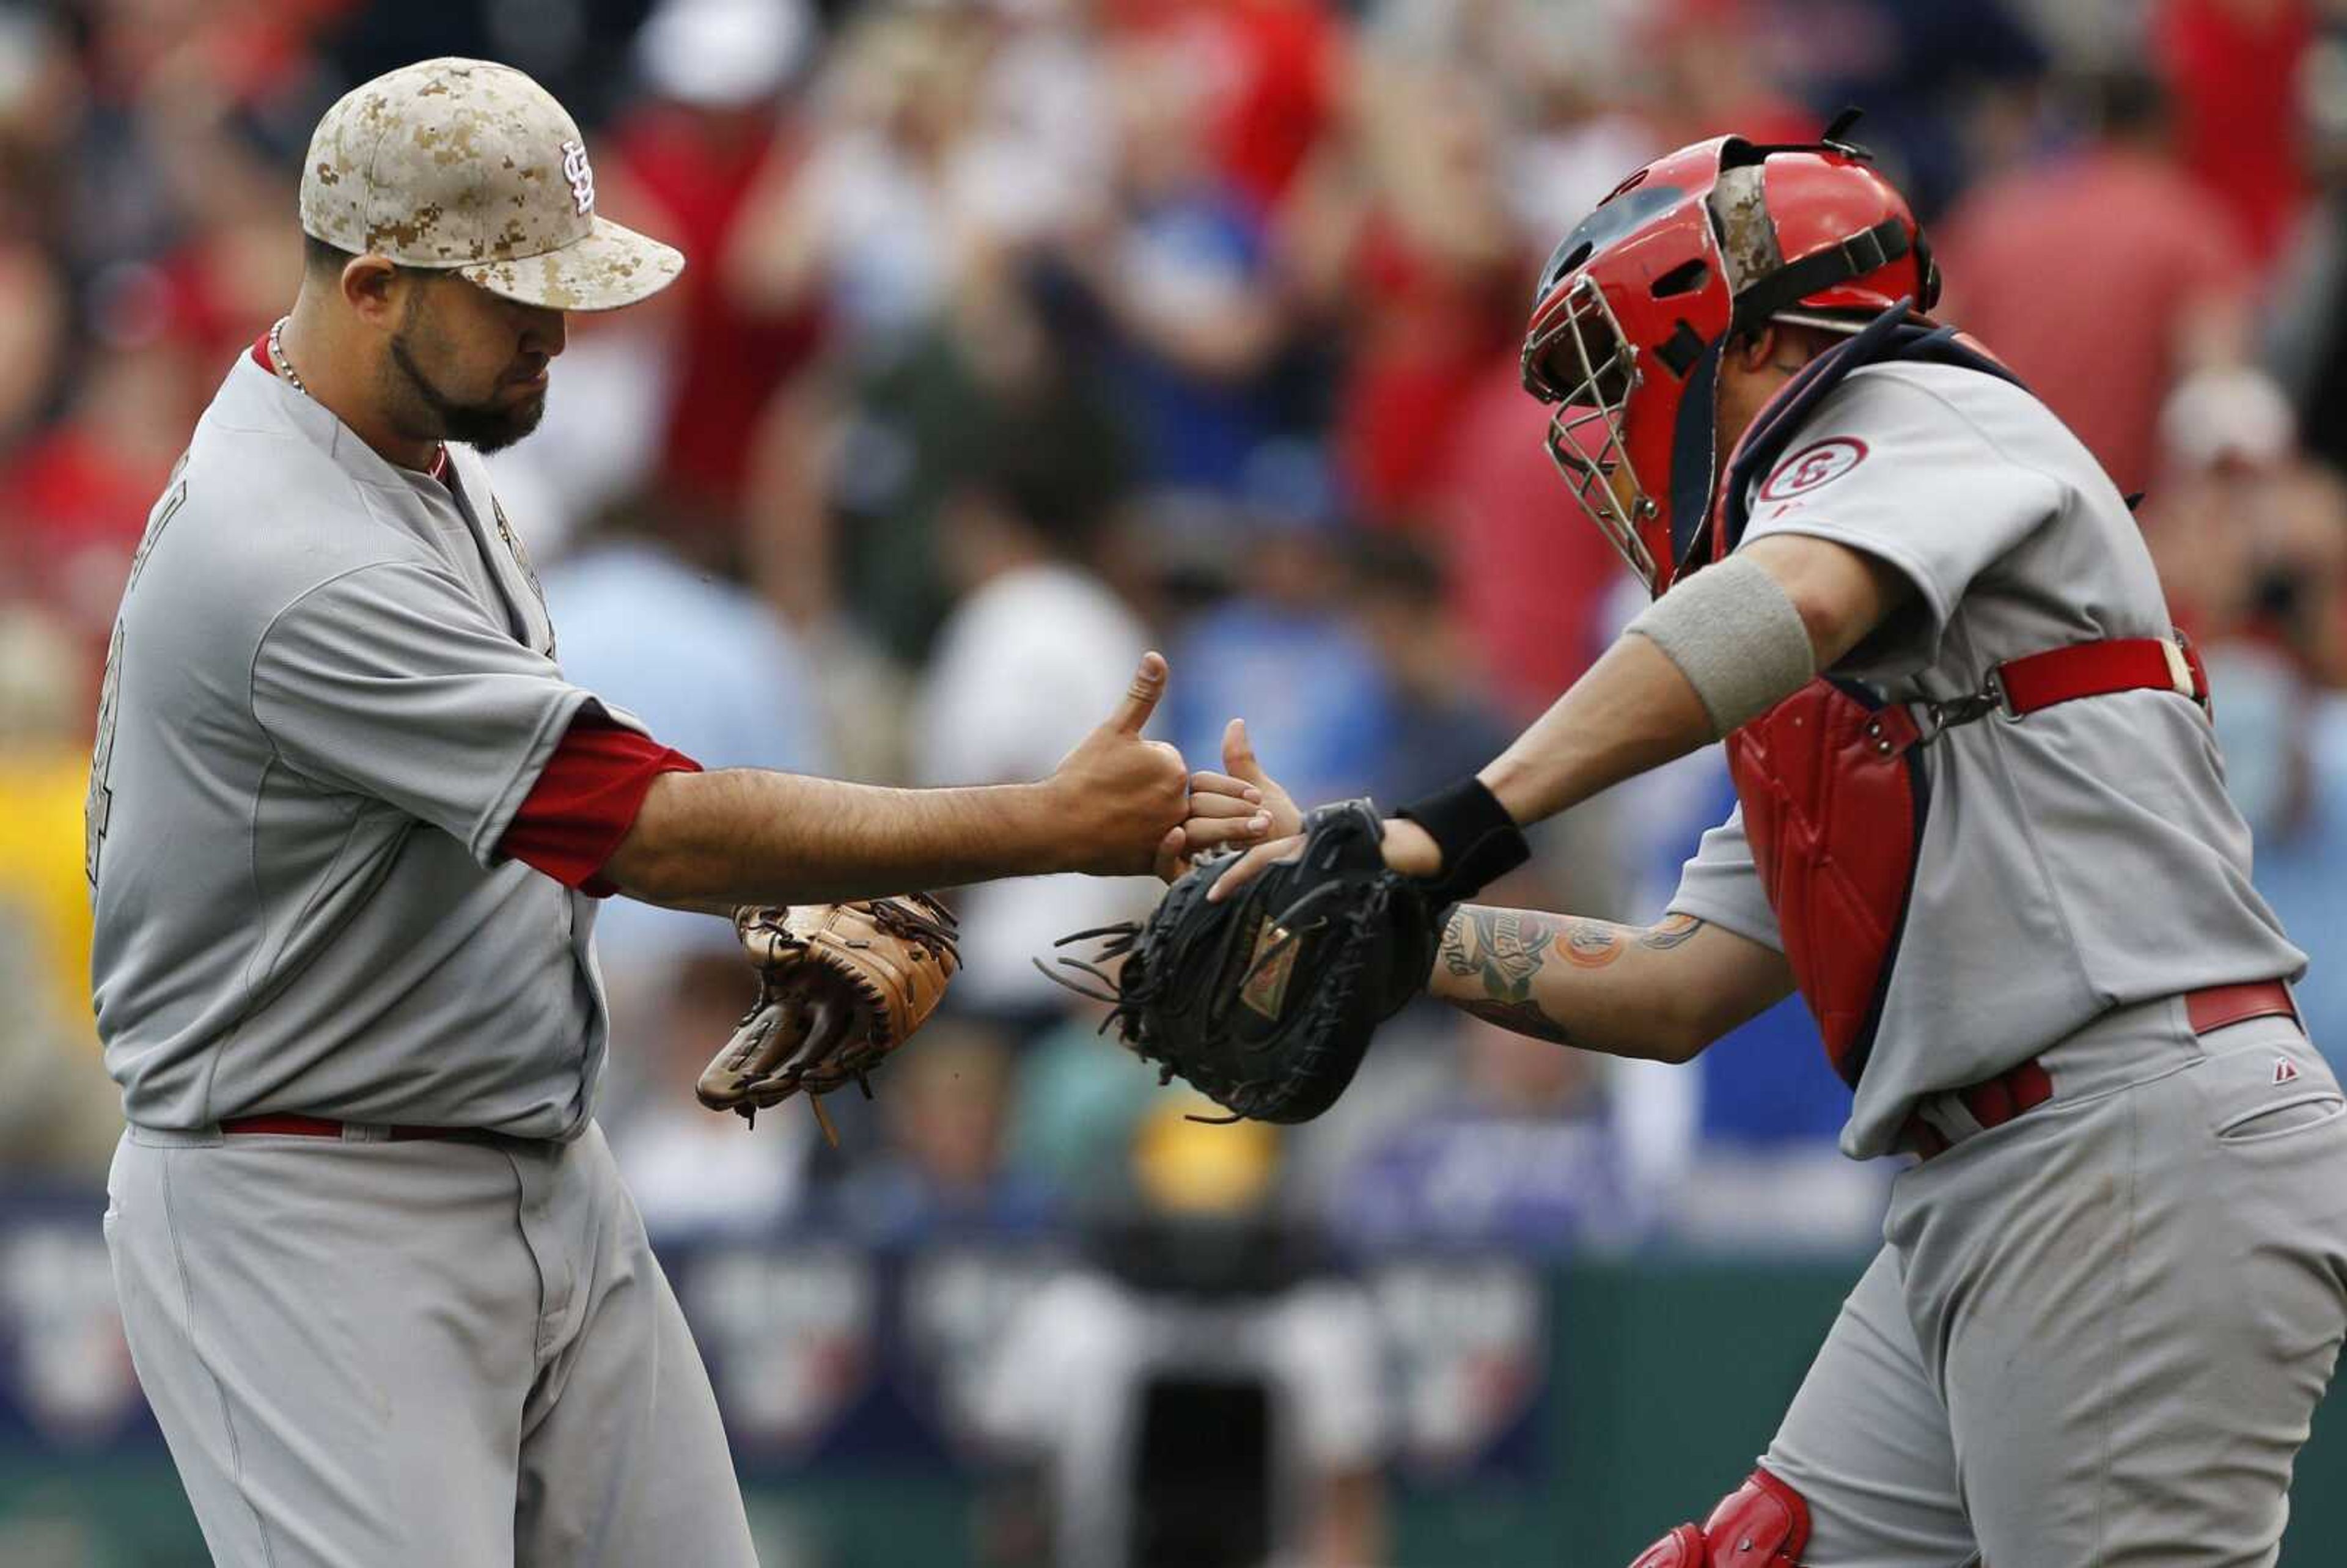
[
  {"x1": 1761, "y1": 997, "x2": 2347, "y2": 1566},
  {"x1": 103, "y1": 1118, "x2": 757, "y2": 1567}
]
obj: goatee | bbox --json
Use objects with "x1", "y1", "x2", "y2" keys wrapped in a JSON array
[{"x1": 388, "y1": 332, "x2": 546, "y2": 455}]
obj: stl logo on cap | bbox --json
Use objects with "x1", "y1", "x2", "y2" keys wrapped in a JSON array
[{"x1": 560, "y1": 139, "x2": 595, "y2": 217}]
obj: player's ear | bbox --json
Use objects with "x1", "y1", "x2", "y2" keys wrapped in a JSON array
[
  {"x1": 1734, "y1": 323, "x2": 1780, "y2": 373},
  {"x1": 340, "y1": 254, "x2": 406, "y2": 329}
]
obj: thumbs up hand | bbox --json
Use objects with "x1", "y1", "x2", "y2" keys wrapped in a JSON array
[
  {"x1": 1157, "y1": 717, "x2": 1300, "y2": 879},
  {"x1": 1046, "y1": 652, "x2": 1194, "y2": 877}
]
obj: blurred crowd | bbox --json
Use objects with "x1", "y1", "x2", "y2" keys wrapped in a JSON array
[{"x1": 10, "y1": 2, "x2": 2347, "y2": 1543}]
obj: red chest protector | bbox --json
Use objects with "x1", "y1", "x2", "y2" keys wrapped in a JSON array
[
  {"x1": 1725, "y1": 682, "x2": 1923, "y2": 1086},
  {"x1": 1725, "y1": 640, "x2": 2209, "y2": 1086}
]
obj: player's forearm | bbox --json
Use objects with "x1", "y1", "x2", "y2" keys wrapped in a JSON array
[
  {"x1": 1475, "y1": 633, "x2": 1714, "y2": 827},
  {"x1": 1428, "y1": 906, "x2": 1788, "y2": 1064},
  {"x1": 606, "y1": 768, "x2": 1082, "y2": 906}
]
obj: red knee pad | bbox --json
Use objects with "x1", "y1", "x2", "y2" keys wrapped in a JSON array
[{"x1": 1627, "y1": 1468, "x2": 1811, "y2": 1567}]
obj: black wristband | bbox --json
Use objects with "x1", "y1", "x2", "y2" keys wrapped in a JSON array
[{"x1": 1397, "y1": 777, "x2": 1530, "y2": 904}]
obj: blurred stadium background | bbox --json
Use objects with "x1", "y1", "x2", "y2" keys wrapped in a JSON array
[{"x1": 7, "y1": 0, "x2": 2347, "y2": 1562}]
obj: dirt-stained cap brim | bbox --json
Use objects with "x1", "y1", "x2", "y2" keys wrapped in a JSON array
[{"x1": 455, "y1": 215, "x2": 685, "y2": 312}]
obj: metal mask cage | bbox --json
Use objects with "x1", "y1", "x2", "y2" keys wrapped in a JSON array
[{"x1": 1521, "y1": 273, "x2": 1659, "y2": 592}]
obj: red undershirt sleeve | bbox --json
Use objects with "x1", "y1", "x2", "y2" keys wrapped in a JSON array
[{"x1": 499, "y1": 713, "x2": 702, "y2": 897}]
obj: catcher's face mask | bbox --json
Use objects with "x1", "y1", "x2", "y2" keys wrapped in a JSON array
[
  {"x1": 1520, "y1": 122, "x2": 1938, "y2": 597},
  {"x1": 1524, "y1": 269, "x2": 1686, "y2": 594}
]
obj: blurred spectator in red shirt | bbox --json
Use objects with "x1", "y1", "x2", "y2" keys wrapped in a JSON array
[
  {"x1": 2153, "y1": 0, "x2": 2314, "y2": 267},
  {"x1": 1431, "y1": 355, "x2": 1625, "y2": 724},
  {"x1": 1285, "y1": 55, "x2": 1524, "y2": 528},
  {"x1": 1935, "y1": 70, "x2": 2253, "y2": 495},
  {"x1": 614, "y1": 0, "x2": 826, "y2": 522},
  {"x1": 2, "y1": 292, "x2": 207, "y2": 644},
  {"x1": 1106, "y1": 0, "x2": 1343, "y2": 219}
]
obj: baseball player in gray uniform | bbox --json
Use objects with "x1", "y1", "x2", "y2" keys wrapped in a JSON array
[
  {"x1": 87, "y1": 59, "x2": 1241, "y2": 1566},
  {"x1": 1213, "y1": 123, "x2": 2347, "y2": 1564}
]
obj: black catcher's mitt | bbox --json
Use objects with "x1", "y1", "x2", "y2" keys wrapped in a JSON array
[{"x1": 1040, "y1": 799, "x2": 1441, "y2": 1124}]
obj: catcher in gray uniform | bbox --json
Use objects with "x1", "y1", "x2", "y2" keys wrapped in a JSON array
[
  {"x1": 87, "y1": 58, "x2": 1267, "y2": 1567},
  {"x1": 1189, "y1": 122, "x2": 2347, "y2": 1565}
]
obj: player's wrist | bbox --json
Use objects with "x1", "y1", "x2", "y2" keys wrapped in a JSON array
[
  {"x1": 1035, "y1": 750, "x2": 1189, "y2": 879},
  {"x1": 1474, "y1": 756, "x2": 1547, "y2": 831},
  {"x1": 1379, "y1": 818, "x2": 1442, "y2": 878},
  {"x1": 1397, "y1": 777, "x2": 1530, "y2": 904},
  {"x1": 1014, "y1": 777, "x2": 1093, "y2": 876}
]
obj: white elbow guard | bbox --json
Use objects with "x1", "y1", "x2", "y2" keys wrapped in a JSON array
[{"x1": 1623, "y1": 555, "x2": 1818, "y2": 737}]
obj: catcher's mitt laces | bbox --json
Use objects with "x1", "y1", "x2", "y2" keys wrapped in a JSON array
[{"x1": 1032, "y1": 921, "x2": 1143, "y2": 1009}]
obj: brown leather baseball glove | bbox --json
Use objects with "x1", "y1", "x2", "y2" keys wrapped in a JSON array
[{"x1": 697, "y1": 895, "x2": 960, "y2": 1139}]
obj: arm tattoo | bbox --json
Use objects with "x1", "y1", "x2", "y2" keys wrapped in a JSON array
[
  {"x1": 1639, "y1": 912, "x2": 1706, "y2": 951},
  {"x1": 1438, "y1": 907, "x2": 1709, "y2": 1050},
  {"x1": 1438, "y1": 906, "x2": 1632, "y2": 1046},
  {"x1": 1440, "y1": 906, "x2": 1556, "y2": 997},
  {"x1": 1438, "y1": 911, "x2": 1475, "y2": 977},
  {"x1": 1557, "y1": 919, "x2": 1627, "y2": 969}
]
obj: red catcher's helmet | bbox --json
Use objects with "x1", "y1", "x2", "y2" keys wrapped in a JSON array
[{"x1": 1520, "y1": 117, "x2": 1939, "y2": 595}]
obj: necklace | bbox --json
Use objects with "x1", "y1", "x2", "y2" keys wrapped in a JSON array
[
  {"x1": 269, "y1": 313, "x2": 446, "y2": 476},
  {"x1": 267, "y1": 317, "x2": 307, "y2": 397}
]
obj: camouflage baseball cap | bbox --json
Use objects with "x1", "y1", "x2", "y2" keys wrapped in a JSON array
[{"x1": 298, "y1": 57, "x2": 683, "y2": 312}]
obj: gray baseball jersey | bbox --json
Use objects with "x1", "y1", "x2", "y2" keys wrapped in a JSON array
[
  {"x1": 1665, "y1": 359, "x2": 2306, "y2": 1159},
  {"x1": 89, "y1": 350, "x2": 625, "y2": 1137}
]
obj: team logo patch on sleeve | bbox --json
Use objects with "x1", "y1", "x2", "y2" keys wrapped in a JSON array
[{"x1": 1760, "y1": 438, "x2": 1870, "y2": 500}]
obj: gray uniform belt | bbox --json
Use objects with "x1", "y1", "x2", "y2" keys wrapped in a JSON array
[{"x1": 1902, "y1": 981, "x2": 2301, "y2": 1160}]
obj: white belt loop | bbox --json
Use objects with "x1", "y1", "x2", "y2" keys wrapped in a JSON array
[
  {"x1": 2161, "y1": 636, "x2": 2197, "y2": 699},
  {"x1": 128, "y1": 1124, "x2": 226, "y2": 1148}
]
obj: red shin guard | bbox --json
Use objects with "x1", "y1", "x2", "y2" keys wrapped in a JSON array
[{"x1": 1628, "y1": 1468, "x2": 1811, "y2": 1567}]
